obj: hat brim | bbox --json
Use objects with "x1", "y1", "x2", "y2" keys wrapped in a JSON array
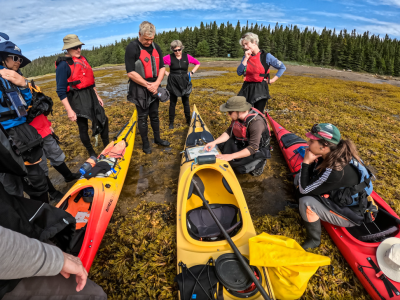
[
  {"x1": 376, "y1": 237, "x2": 400, "y2": 282},
  {"x1": 62, "y1": 41, "x2": 85, "y2": 51},
  {"x1": 220, "y1": 102, "x2": 252, "y2": 112},
  {"x1": 0, "y1": 51, "x2": 31, "y2": 68},
  {"x1": 305, "y1": 132, "x2": 320, "y2": 140}
]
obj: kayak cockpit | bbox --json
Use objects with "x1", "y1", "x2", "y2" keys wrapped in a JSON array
[
  {"x1": 185, "y1": 168, "x2": 243, "y2": 242},
  {"x1": 345, "y1": 207, "x2": 399, "y2": 243},
  {"x1": 58, "y1": 185, "x2": 99, "y2": 255}
]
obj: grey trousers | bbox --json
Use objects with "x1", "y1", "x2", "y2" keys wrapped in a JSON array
[
  {"x1": 39, "y1": 135, "x2": 66, "y2": 176},
  {"x1": 3, "y1": 274, "x2": 107, "y2": 300},
  {"x1": 294, "y1": 174, "x2": 355, "y2": 227}
]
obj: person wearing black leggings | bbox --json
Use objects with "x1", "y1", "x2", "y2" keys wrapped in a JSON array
[
  {"x1": 237, "y1": 32, "x2": 286, "y2": 113},
  {"x1": 56, "y1": 34, "x2": 109, "y2": 157},
  {"x1": 163, "y1": 40, "x2": 200, "y2": 129}
]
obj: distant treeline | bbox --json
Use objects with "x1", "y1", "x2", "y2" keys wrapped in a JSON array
[{"x1": 22, "y1": 21, "x2": 400, "y2": 78}]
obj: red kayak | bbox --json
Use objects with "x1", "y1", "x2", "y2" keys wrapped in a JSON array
[{"x1": 266, "y1": 112, "x2": 400, "y2": 300}]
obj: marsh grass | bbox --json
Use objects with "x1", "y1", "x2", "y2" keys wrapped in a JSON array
[{"x1": 37, "y1": 64, "x2": 400, "y2": 299}]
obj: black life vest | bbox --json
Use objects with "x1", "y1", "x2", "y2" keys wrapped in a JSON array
[
  {"x1": 230, "y1": 108, "x2": 270, "y2": 149},
  {"x1": 169, "y1": 53, "x2": 189, "y2": 74},
  {"x1": 134, "y1": 42, "x2": 160, "y2": 80}
]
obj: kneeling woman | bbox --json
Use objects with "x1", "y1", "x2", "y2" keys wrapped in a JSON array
[
  {"x1": 56, "y1": 34, "x2": 109, "y2": 157},
  {"x1": 204, "y1": 96, "x2": 271, "y2": 176},
  {"x1": 297, "y1": 123, "x2": 375, "y2": 249}
]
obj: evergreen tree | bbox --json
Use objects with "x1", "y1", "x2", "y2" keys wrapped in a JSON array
[
  {"x1": 196, "y1": 40, "x2": 210, "y2": 57},
  {"x1": 394, "y1": 44, "x2": 400, "y2": 77}
]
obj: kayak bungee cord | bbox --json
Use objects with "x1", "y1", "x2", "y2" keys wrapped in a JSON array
[{"x1": 357, "y1": 264, "x2": 386, "y2": 300}]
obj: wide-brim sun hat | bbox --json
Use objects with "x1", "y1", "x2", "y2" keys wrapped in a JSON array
[
  {"x1": 62, "y1": 34, "x2": 85, "y2": 51},
  {"x1": 220, "y1": 96, "x2": 252, "y2": 112},
  {"x1": 0, "y1": 36, "x2": 31, "y2": 68},
  {"x1": 376, "y1": 237, "x2": 400, "y2": 283}
]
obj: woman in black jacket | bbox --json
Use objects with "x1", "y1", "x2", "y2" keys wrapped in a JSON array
[{"x1": 297, "y1": 123, "x2": 374, "y2": 250}]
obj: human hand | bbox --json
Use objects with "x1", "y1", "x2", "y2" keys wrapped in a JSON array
[
  {"x1": 303, "y1": 149, "x2": 321, "y2": 164},
  {"x1": 50, "y1": 127, "x2": 54, "y2": 133},
  {"x1": 97, "y1": 96, "x2": 104, "y2": 107},
  {"x1": 165, "y1": 71, "x2": 169, "y2": 76},
  {"x1": 0, "y1": 69, "x2": 26, "y2": 87},
  {"x1": 216, "y1": 154, "x2": 235, "y2": 162},
  {"x1": 67, "y1": 109, "x2": 77, "y2": 122},
  {"x1": 204, "y1": 141, "x2": 217, "y2": 152},
  {"x1": 244, "y1": 50, "x2": 252, "y2": 60},
  {"x1": 60, "y1": 252, "x2": 88, "y2": 292},
  {"x1": 146, "y1": 82, "x2": 158, "y2": 94}
]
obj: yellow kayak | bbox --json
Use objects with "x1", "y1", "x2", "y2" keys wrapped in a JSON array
[
  {"x1": 57, "y1": 110, "x2": 137, "y2": 272},
  {"x1": 176, "y1": 105, "x2": 275, "y2": 300}
]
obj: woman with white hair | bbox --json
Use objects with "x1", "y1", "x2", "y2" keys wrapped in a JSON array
[
  {"x1": 163, "y1": 40, "x2": 200, "y2": 129},
  {"x1": 237, "y1": 32, "x2": 286, "y2": 113}
]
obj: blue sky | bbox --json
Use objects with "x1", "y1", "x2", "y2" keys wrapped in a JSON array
[{"x1": 1, "y1": 0, "x2": 400, "y2": 60}]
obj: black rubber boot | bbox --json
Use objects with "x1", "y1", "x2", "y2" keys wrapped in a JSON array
[
  {"x1": 186, "y1": 116, "x2": 191, "y2": 125},
  {"x1": 250, "y1": 160, "x2": 267, "y2": 177},
  {"x1": 142, "y1": 137, "x2": 152, "y2": 154},
  {"x1": 301, "y1": 220, "x2": 321, "y2": 250},
  {"x1": 46, "y1": 176, "x2": 64, "y2": 202},
  {"x1": 169, "y1": 123, "x2": 174, "y2": 130},
  {"x1": 153, "y1": 131, "x2": 170, "y2": 146},
  {"x1": 53, "y1": 162, "x2": 81, "y2": 182}
]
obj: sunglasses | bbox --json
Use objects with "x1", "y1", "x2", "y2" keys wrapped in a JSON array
[
  {"x1": 70, "y1": 45, "x2": 82, "y2": 50},
  {"x1": 173, "y1": 48, "x2": 182, "y2": 52},
  {"x1": 8, "y1": 55, "x2": 23, "y2": 64}
]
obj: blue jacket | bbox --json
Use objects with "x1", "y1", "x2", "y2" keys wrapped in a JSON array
[{"x1": 0, "y1": 66, "x2": 32, "y2": 129}]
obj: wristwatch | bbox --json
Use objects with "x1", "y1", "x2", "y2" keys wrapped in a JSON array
[
  {"x1": 21, "y1": 79, "x2": 29, "y2": 89},
  {"x1": 190, "y1": 71, "x2": 194, "y2": 75}
]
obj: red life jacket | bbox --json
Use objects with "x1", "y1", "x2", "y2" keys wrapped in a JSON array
[
  {"x1": 55, "y1": 56, "x2": 95, "y2": 92},
  {"x1": 244, "y1": 51, "x2": 270, "y2": 83},
  {"x1": 231, "y1": 108, "x2": 269, "y2": 142},
  {"x1": 134, "y1": 43, "x2": 160, "y2": 79}
]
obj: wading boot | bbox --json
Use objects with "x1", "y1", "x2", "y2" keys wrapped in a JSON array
[
  {"x1": 301, "y1": 219, "x2": 321, "y2": 250},
  {"x1": 46, "y1": 176, "x2": 64, "y2": 202},
  {"x1": 250, "y1": 160, "x2": 267, "y2": 177},
  {"x1": 169, "y1": 123, "x2": 174, "y2": 130},
  {"x1": 150, "y1": 115, "x2": 170, "y2": 147},
  {"x1": 142, "y1": 137, "x2": 152, "y2": 154},
  {"x1": 154, "y1": 131, "x2": 170, "y2": 147},
  {"x1": 53, "y1": 162, "x2": 81, "y2": 182}
]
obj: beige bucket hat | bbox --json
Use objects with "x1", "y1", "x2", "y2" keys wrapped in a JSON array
[
  {"x1": 377, "y1": 237, "x2": 400, "y2": 282},
  {"x1": 62, "y1": 34, "x2": 85, "y2": 50},
  {"x1": 220, "y1": 96, "x2": 252, "y2": 112}
]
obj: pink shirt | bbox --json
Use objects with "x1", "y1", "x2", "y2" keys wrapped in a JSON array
[{"x1": 163, "y1": 54, "x2": 200, "y2": 66}]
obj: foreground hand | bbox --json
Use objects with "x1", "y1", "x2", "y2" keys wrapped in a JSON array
[
  {"x1": 60, "y1": 252, "x2": 88, "y2": 292},
  {"x1": 216, "y1": 154, "x2": 235, "y2": 162},
  {"x1": 146, "y1": 82, "x2": 158, "y2": 94},
  {"x1": 67, "y1": 110, "x2": 77, "y2": 122},
  {"x1": 0, "y1": 69, "x2": 26, "y2": 87},
  {"x1": 303, "y1": 149, "x2": 321, "y2": 164},
  {"x1": 204, "y1": 141, "x2": 217, "y2": 152},
  {"x1": 244, "y1": 49, "x2": 252, "y2": 60}
]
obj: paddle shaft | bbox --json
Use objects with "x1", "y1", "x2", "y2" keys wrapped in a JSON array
[
  {"x1": 192, "y1": 181, "x2": 271, "y2": 300},
  {"x1": 113, "y1": 120, "x2": 130, "y2": 141},
  {"x1": 123, "y1": 121, "x2": 136, "y2": 141}
]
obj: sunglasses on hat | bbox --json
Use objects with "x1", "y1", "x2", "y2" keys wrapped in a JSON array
[
  {"x1": 70, "y1": 45, "x2": 82, "y2": 50},
  {"x1": 173, "y1": 48, "x2": 182, "y2": 52},
  {"x1": 8, "y1": 55, "x2": 23, "y2": 64}
]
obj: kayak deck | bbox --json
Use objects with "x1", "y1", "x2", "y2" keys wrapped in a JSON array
[
  {"x1": 177, "y1": 105, "x2": 275, "y2": 300},
  {"x1": 56, "y1": 110, "x2": 137, "y2": 272},
  {"x1": 266, "y1": 112, "x2": 400, "y2": 300}
]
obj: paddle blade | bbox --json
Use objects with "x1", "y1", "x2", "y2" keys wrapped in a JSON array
[{"x1": 191, "y1": 174, "x2": 206, "y2": 199}]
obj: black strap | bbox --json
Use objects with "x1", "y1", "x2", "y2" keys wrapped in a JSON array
[
  {"x1": 0, "y1": 110, "x2": 19, "y2": 122},
  {"x1": 68, "y1": 80, "x2": 81, "y2": 87},
  {"x1": 217, "y1": 282, "x2": 224, "y2": 300},
  {"x1": 367, "y1": 257, "x2": 400, "y2": 298},
  {"x1": 358, "y1": 264, "x2": 386, "y2": 300}
]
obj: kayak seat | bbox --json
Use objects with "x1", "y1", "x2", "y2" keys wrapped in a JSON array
[
  {"x1": 281, "y1": 133, "x2": 306, "y2": 149},
  {"x1": 187, "y1": 204, "x2": 242, "y2": 241},
  {"x1": 358, "y1": 225, "x2": 398, "y2": 242}
]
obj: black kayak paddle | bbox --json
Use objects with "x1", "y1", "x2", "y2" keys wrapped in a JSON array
[{"x1": 191, "y1": 175, "x2": 271, "y2": 300}]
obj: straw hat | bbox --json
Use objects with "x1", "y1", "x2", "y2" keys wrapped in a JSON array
[
  {"x1": 62, "y1": 34, "x2": 85, "y2": 50},
  {"x1": 376, "y1": 237, "x2": 400, "y2": 282}
]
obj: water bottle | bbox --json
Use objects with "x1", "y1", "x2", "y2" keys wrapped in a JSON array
[{"x1": 79, "y1": 156, "x2": 97, "y2": 175}]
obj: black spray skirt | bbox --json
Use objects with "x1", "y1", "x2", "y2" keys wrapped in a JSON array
[
  {"x1": 238, "y1": 80, "x2": 270, "y2": 105},
  {"x1": 67, "y1": 86, "x2": 107, "y2": 136},
  {"x1": 166, "y1": 73, "x2": 192, "y2": 97}
]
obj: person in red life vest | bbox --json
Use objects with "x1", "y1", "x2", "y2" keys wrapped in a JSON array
[
  {"x1": 204, "y1": 96, "x2": 271, "y2": 176},
  {"x1": 55, "y1": 34, "x2": 109, "y2": 157},
  {"x1": 125, "y1": 21, "x2": 170, "y2": 154},
  {"x1": 28, "y1": 83, "x2": 81, "y2": 202},
  {"x1": 163, "y1": 40, "x2": 200, "y2": 129},
  {"x1": 237, "y1": 32, "x2": 286, "y2": 113}
]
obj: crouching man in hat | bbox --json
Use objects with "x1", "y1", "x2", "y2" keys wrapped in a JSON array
[
  {"x1": 204, "y1": 96, "x2": 271, "y2": 176},
  {"x1": 124, "y1": 21, "x2": 170, "y2": 154}
]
